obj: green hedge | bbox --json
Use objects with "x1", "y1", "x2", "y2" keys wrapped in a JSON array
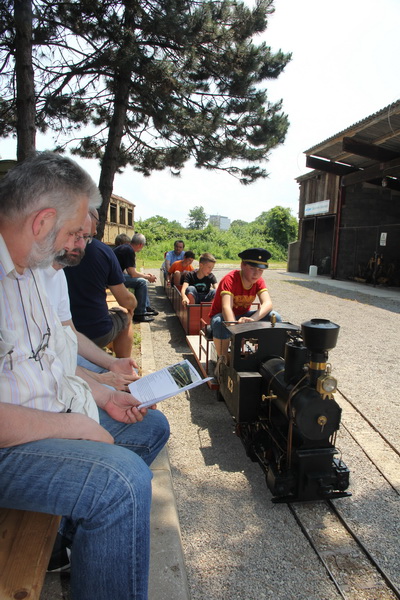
[{"x1": 137, "y1": 224, "x2": 289, "y2": 263}]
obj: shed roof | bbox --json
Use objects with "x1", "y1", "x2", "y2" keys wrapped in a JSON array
[
  {"x1": 303, "y1": 100, "x2": 400, "y2": 189},
  {"x1": 305, "y1": 100, "x2": 400, "y2": 167}
]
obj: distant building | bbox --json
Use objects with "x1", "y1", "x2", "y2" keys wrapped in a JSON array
[
  {"x1": 0, "y1": 159, "x2": 17, "y2": 178},
  {"x1": 103, "y1": 193, "x2": 135, "y2": 245},
  {"x1": 209, "y1": 214, "x2": 230, "y2": 231}
]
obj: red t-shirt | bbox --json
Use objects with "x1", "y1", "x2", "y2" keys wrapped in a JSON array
[{"x1": 209, "y1": 270, "x2": 267, "y2": 318}]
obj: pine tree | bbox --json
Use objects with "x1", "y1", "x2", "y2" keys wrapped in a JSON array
[{"x1": 0, "y1": 0, "x2": 291, "y2": 237}]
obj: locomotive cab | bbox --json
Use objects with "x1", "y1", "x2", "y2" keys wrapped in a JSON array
[{"x1": 217, "y1": 320, "x2": 298, "y2": 422}]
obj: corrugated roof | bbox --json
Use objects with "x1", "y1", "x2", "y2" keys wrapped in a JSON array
[{"x1": 304, "y1": 100, "x2": 400, "y2": 170}]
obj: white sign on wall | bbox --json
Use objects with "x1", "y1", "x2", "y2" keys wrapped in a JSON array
[
  {"x1": 380, "y1": 232, "x2": 387, "y2": 246},
  {"x1": 304, "y1": 199, "x2": 330, "y2": 217}
]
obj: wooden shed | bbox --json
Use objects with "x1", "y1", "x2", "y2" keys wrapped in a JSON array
[{"x1": 292, "y1": 101, "x2": 400, "y2": 286}]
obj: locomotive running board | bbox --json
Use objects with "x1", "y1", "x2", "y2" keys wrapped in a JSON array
[{"x1": 186, "y1": 334, "x2": 219, "y2": 390}]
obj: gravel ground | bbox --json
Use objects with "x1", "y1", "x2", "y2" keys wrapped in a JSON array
[{"x1": 146, "y1": 267, "x2": 400, "y2": 600}]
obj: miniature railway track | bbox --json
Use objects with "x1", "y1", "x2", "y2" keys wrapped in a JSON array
[
  {"x1": 288, "y1": 391, "x2": 400, "y2": 600},
  {"x1": 337, "y1": 388, "x2": 400, "y2": 498},
  {"x1": 338, "y1": 387, "x2": 400, "y2": 462},
  {"x1": 289, "y1": 499, "x2": 400, "y2": 600}
]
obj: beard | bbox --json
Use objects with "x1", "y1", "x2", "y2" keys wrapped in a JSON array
[
  {"x1": 54, "y1": 247, "x2": 85, "y2": 267},
  {"x1": 26, "y1": 229, "x2": 59, "y2": 269}
]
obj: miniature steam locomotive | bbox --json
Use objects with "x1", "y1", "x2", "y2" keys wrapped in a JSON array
[
  {"x1": 216, "y1": 318, "x2": 351, "y2": 503},
  {"x1": 162, "y1": 276, "x2": 350, "y2": 503}
]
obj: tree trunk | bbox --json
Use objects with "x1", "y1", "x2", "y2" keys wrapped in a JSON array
[
  {"x1": 14, "y1": 0, "x2": 36, "y2": 162},
  {"x1": 96, "y1": 84, "x2": 129, "y2": 240},
  {"x1": 96, "y1": 0, "x2": 137, "y2": 240}
]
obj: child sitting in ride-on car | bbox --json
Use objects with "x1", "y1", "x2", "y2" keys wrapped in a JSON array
[
  {"x1": 168, "y1": 250, "x2": 196, "y2": 287},
  {"x1": 181, "y1": 253, "x2": 217, "y2": 305}
]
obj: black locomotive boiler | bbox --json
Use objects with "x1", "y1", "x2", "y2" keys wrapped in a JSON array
[{"x1": 216, "y1": 318, "x2": 351, "y2": 503}]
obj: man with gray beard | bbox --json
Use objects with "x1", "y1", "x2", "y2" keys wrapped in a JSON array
[
  {"x1": 40, "y1": 214, "x2": 139, "y2": 391},
  {"x1": 0, "y1": 152, "x2": 169, "y2": 600}
]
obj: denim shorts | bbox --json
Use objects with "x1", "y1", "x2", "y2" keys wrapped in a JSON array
[
  {"x1": 91, "y1": 307, "x2": 129, "y2": 348},
  {"x1": 186, "y1": 286, "x2": 216, "y2": 303}
]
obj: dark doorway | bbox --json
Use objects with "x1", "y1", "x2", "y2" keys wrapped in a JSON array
[{"x1": 299, "y1": 216, "x2": 335, "y2": 274}]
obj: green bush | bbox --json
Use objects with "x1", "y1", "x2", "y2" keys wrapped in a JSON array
[{"x1": 137, "y1": 207, "x2": 297, "y2": 265}]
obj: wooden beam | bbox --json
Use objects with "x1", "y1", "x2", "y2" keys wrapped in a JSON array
[
  {"x1": 342, "y1": 137, "x2": 400, "y2": 162},
  {"x1": 341, "y1": 155, "x2": 400, "y2": 186},
  {"x1": 368, "y1": 178, "x2": 400, "y2": 192},
  {"x1": 341, "y1": 175, "x2": 400, "y2": 191},
  {"x1": 306, "y1": 155, "x2": 357, "y2": 176},
  {"x1": 0, "y1": 509, "x2": 61, "y2": 600}
]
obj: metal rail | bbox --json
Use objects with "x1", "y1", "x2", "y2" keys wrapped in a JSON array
[
  {"x1": 287, "y1": 388, "x2": 400, "y2": 600},
  {"x1": 289, "y1": 501, "x2": 400, "y2": 600},
  {"x1": 328, "y1": 500, "x2": 400, "y2": 599},
  {"x1": 289, "y1": 503, "x2": 347, "y2": 600},
  {"x1": 338, "y1": 387, "x2": 400, "y2": 460}
]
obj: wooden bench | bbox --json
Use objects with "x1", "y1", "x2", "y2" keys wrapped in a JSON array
[{"x1": 0, "y1": 508, "x2": 60, "y2": 600}]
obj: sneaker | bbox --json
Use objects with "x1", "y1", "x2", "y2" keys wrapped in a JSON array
[
  {"x1": 133, "y1": 314, "x2": 155, "y2": 323},
  {"x1": 214, "y1": 355, "x2": 227, "y2": 383},
  {"x1": 47, "y1": 533, "x2": 71, "y2": 572},
  {"x1": 146, "y1": 306, "x2": 159, "y2": 316}
]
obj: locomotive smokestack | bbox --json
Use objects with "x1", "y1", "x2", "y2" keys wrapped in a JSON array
[
  {"x1": 301, "y1": 319, "x2": 340, "y2": 387},
  {"x1": 301, "y1": 318, "x2": 340, "y2": 353}
]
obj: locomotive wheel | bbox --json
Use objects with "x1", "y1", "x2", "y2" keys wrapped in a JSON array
[
  {"x1": 246, "y1": 446, "x2": 258, "y2": 462},
  {"x1": 216, "y1": 389, "x2": 224, "y2": 402},
  {"x1": 235, "y1": 424, "x2": 258, "y2": 462}
]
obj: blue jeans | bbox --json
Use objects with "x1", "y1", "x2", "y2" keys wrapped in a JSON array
[
  {"x1": 0, "y1": 408, "x2": 170, "y2": 600},
  {"x1": 211, "y1": 309, "x2": 282, "y2": 339},
  {"x1": 185, "y1": 286, "x2": 216, "y2": 304},
  {"x1": 77, "y1": 355, "x2": 139, "y2": 381},
  {"x1": 124, "y1": 275, "x2": 150, "y2": 315},
  {"x1": 77, "y1": 355, "x2": 107, "y2": 373}
]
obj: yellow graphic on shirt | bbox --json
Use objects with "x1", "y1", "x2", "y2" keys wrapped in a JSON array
[{"x1": 233, "y1": 294, "x2": 256, "y2": 309}]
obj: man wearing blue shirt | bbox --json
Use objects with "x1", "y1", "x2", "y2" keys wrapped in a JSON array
[{"x1": 164, "y1": 240, "x2": 185, "y2": 272}]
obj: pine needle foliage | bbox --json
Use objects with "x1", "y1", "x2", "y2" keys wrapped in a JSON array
[{"x1": 0, "y1": 0, "x2": 291, "y2": 238}]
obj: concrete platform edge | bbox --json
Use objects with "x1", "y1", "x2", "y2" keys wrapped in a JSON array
[
  {"x1": 283, "y1": 270, "x2": 400, "y2": 301},
  {"x1": 141, "y1": 322, "x2": 191, "y2": 600}
]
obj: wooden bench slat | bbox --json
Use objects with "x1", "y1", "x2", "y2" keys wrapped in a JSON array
[{"x1": 0, "y1": 509, "x2": 61, "y2": 600}]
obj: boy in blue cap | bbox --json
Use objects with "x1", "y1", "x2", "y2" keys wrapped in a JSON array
[{"x1": 209, "y1": 248, "x2": 281, "y2": 370}]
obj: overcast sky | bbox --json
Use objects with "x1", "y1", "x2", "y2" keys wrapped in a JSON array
[{"x1": 1, "y1": 0, "x2": 399, "y2": 225}]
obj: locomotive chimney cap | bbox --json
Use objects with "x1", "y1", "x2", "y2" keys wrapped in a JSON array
[
  {"x1": 239, "y1": 247, "x2": 271, "y2": 269},
  {"x1": 301, "y1": 318, "x2": 340, "y2": 352}
]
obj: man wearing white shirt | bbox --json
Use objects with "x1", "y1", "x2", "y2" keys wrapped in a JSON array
[{"x1": 0, "y1": 152, "x2": 169, "y2": 600}]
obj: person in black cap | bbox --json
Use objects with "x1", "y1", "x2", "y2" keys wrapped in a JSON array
[{"x1": 209, "y1": 248, "x2": 282, "y2": 369}]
